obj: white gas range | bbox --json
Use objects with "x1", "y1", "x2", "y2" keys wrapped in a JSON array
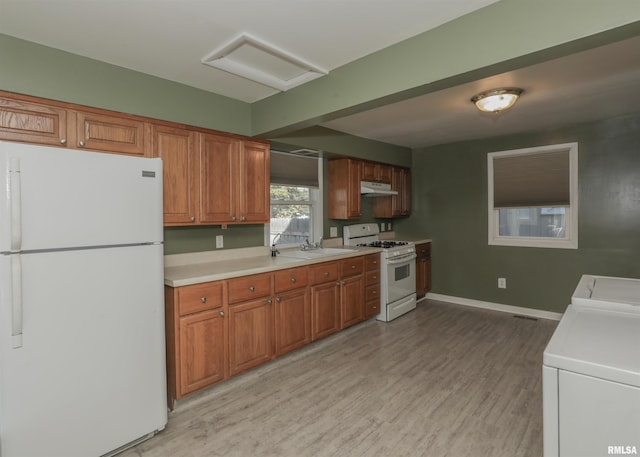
[{"x1": 343, "y1": 223, "x2": 417, "y2": 321}]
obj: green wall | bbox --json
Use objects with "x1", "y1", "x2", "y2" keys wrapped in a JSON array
[
  {"x1": 397, "y1": 112, "x2": 640, "y2": 313},
  {"x1": 0, "y1": 34, "x2": 252, "y2": 135}
]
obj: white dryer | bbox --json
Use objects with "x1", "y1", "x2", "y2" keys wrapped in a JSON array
[{"x1": 543, "y1": 275, "x2": 640, "y2": 457}]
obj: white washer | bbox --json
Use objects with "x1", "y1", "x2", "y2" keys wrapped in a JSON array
[{"x1": 543, "y1": 275, "x2": 640, "y2": 457}]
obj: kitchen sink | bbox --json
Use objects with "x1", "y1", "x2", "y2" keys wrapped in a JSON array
[{"x1": 278, "y1": 247, "x2": 357, "y2": 259}]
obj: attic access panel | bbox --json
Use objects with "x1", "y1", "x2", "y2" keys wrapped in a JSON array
[{"x1": 202, "y1": 33, "x2": 327, "y2": 92}]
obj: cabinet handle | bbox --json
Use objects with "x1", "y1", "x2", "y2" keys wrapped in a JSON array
[
  {"x1": 324, "y1": 272, "x2": 329, "y2": 276},
  {"x1": 351, "y1": 265, "x2": 356, "y2": 269},
  {"x1": 372, "y1": 291, "x2": 377, "y2": 295},
  {"x1": 190, "y1": 216, "x2": 195, "y2": 222},
  {"x1": 79, "y1": 140, "x2": 85, "y2": 147},
  {"x1": 276, "y1": 297, "x2": 281, "y2": 302},
  {"x1": 219, "y1": 311, "x2": 225, "y2": 317},
  {"x1": 241, "y1": 215, "x2": 246, "y2": 221},
  {"x1": 267, "y1": 299, "x2": 273, "y2": 304},
  {"x1": 200, "y1": 296, "x2": 207, "y2": 303},
  {"x1": 60, "y1": 138, "x2": 67, "y2": 145},
  {"x1": 231, "y1": 216, "x2": 236, "y2": 221},
  {"x1": 290, "y1": 277, "x2": 296, "y2": 283},
  {"x1": 373, "y1": 306, "x2": 377, "y2": 309},
  {"x1": 249, "y1": 286, "x2": 255, "y2": 292}
]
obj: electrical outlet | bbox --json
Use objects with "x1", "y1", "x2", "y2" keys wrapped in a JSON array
[
  {"x1": 498, "y1": 277, "x2": 506, "y2": 289},
  {"x1": 380, "y1": 223, "x2": 385, "y2": 232},
  {"x1": 216, "y1": 235, "x2": 224, "y2": 249},
  {"x1": 330, "y1": 226, "x2": 338, "y2": 237},
  {"x1": 387, "y1": 223, "x2": 392, "y2": 231}
]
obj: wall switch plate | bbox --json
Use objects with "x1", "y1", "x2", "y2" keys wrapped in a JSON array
[
  {"x1": 387, "y1": 223, "x2": 392, "y2": 231},
  {"x1": 330, "y1": 226, "x2": 338, "y2": 237},
  {"x1": 216, "y1": 235, "x2": 224, "y2": 249},
  {"x1": 380, "y1": 224, "x2": 385, "y2": 232},
  {"x1": 498, "y1": 277, "x2": 506, "y2": 289}
]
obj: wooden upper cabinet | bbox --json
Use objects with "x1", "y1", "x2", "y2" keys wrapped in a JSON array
[
  {"x1": 374, "y1": 166, "x2": 411, "y2": 218},
  {"x1": 200, "y1": 133, "x2": 238, "y2": 223},
  {"x1": 73, "y1": 110, "x2": 149, "y2": 156},
  {"x1": 328, "y1": 158, "x2": 362, "y2": 220},
  {"x1": 152, "y1": 125, "x2": 198, "y2": 225},
  {"x1": 362, "y1": 161, "x2": 392, "y2": 184},
  {"x1": 200, "y1": 134, "x2": 270, "y2": 225},
  {"x1": 240, "y1": 141, "x2": 270, "y2": 223},
  {"x1": 0, "y1": 96, "x2": 68, "y2": 146}
]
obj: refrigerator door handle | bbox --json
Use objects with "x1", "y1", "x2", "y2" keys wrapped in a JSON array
[
  {"x1": 9, "y1": 157, "x2": 22, "y2": 252},
  {"x1": 11, "y1": 254, "x2": 23, "y2": 348}
]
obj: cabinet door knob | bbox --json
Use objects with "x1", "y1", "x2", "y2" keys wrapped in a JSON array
[
  {"x1": 249, "y1": 286, "x2": 255, "y2": 292},
  {"x1": 290, "y1": 277, "x2": 296, "y2": 283},
  {"x1": 231, "y1": 216, "x2": 236, "y2": 221},
  {"x1": 373, "y1": 260, "x2": 377, "y2": 264},
  {"x1": 190, "y1": 216, "x2": 195, "y2": 222},
  {"x1": 200, "y1": 296, "x2": 207, "y2": 303},
  {"x1": 79, "y1": 140, "x2": 85, "y2": 147},
  {"x1": 219, "y1": 311, "x2": 225, "y2": 317},
  {"x1": 372, "y1": 291, "x2": 377, "y2": 295},
  {"x1": 60, "y1": 138, "x2": 67, "y2": 145},
  {"x1": 351, "y1": 265, "x2": 356, "y2": 269},
  {"x1": 276, "y1": 297, "x2": 281, "y2": 302},
  {"x1": 267, "y1": 299, "x2": 273, "y2": 304},
  {"x1": 324, "y1": 272, "x2": 329, "y2": 276},
  {"x1": 241, "y1": 215, "x2": 246, "y2": 221}
]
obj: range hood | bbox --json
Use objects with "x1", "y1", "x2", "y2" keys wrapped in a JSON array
[{"x1": 360, "y1": 181, "x2": 398, "y2": 197}]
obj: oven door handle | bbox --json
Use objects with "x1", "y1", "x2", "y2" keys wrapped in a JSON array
[{"x1": 386, "y1": 253, "x2": 417, "y2": 264}]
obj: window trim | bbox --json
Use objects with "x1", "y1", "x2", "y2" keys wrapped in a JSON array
[{"x1": 487, "y1": 142, "x2": 578, "y2": 249}]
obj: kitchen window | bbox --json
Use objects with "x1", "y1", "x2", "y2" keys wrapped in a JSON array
[
  {"x1": 487, "y1": 142, "x2": 578, "y2": 249},
  {"x1": 268, "y1": 151, "x2": 322, "y2": 247}
]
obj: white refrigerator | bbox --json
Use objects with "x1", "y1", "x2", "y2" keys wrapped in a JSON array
[{"x1": 0, "y1": 141, "x2": 168, "y2": 456}]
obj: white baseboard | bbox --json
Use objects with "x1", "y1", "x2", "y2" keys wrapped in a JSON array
[{"x1": 424, "y1": 292, "x2": 563, "y2": 321}]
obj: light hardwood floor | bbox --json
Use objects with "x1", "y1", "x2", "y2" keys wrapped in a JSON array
[{"x1": 121, "y1": 299, "x2": 557, "y2": 457}]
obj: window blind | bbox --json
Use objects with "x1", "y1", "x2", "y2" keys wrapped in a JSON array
[
  {"x1": 493, "y1": 149, "x2": 570, "y2": 208},
  {"x1": 270, "y1": 151, "x2": 319, "y2": 188}
]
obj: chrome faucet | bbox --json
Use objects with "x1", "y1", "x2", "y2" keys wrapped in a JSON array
[
  {"x1": 271, "y1": 233, "x2": 282, "y2": 257},
  {"x1": 301, "y1": 238, "x2": 321, "y2": 251}
]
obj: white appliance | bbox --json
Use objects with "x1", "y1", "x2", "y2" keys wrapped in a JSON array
[
  {"x1": 0, "y1": 141, "x2": 168, "y2": 457},
  {"x1": 543, "y1": 275, "x2": 640, "y2": 457},
  {"x1": 360, "y1": 181, "x2": 398, "y2": 196},
  {"x1": 343, "y1": 223, "x2": 416, "y2": 321}
]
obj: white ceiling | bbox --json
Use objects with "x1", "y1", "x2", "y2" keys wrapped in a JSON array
[{"x1": 2, "y1": 0, "x2": 639, "y2": 150}]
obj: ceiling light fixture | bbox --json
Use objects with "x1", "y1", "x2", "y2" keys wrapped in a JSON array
[{"x1": 471, "y1": 88, "x2": 523, "y2": 113}]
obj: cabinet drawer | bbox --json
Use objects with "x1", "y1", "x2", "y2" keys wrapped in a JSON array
[
  {"x1": 308, "y1": 261, "x2": 339, "y2": 285},
  {"x1": 177, "y1": 281, "x2": 224, "y2": 316},
  {"x1": 274, "y1": 267, "x2": 308, "y2": 293},
  {"x1": 365, "y1": 270, "x2": 380, "y2": 286},
  {"x1": 416, "y1": 242, "x2": 431, "y2": 258},
  {"x1": 340, "y1": 257, "x2": 364, "y2": 278},
  {"x1": 365, "y1": 253, "x2": 380, "y2": 271},
  {"x1": 365, "y1": 284, "x2": 380, "y2": 302},
  {"x1": 228, "y1": 273, "x2": 272, "y2": 304},
  {"x1": 365, "y1": 300, "x2": 380, "y2": 319}
]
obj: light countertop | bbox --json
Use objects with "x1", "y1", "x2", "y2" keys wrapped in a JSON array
[{"x1": 164, "y1": 246, "x2": 382, "y2": 287}]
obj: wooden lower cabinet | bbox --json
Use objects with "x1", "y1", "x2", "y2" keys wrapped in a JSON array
[
  {"x1": 179, "y1": 310, "x2": 226, "y2": 395},
  {"x1": 275, "y1": 288, "x2": 311, "y2": 356},
  {"x1": 165, "y1": 281, "x2": 226, "y2": 408},
  {"x1": 228, "y1": 297, "x2": 274, "y2": 376},
  {"x1": 416, "y1": 242, "x2": 432, "y2": 299},
  {"x1": 166, "y1": 253, "x2": 378, "y2": 407}
]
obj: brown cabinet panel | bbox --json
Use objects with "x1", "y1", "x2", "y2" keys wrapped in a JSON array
[
  {"x1": 365, "y1": 270, "x2": 380, "y2": 286},
  {"x1": 0, "y1": 96, "x2": 68, "y2": 146},
  {"x1": 177, "y1": 281, "x2": 224, "y2": 316},
  {"x1": 365, "y1": 253, "x2": 380, "y2": 272},
  {"x1": 200, "y1": 133, "x2": 238, "y2": 223},
  {"x1": 75, "y1": 110, "x2": 147, "y2": 155},
  {"x1": 179, "y1": 310, "x2": 226, "y2": 396},
  {"x1": 308, "y1": 261, "x2": 339, "y2": 286},
  {"x1": 374, "y1": 166, "x2": 411, "y2": 218},
  {"x1": 341, "y1": 257, "x2": 364, "y2": 278},
  {"x1": 228, "y1": 298, "x2": 274, "y2": 376},
  {"x1": 274, "y1": 266, "x2": 308, "y2": 293},
  {"x1": 240, "y1": 141, "x2": 270, "y2": 223},
  {"x1": 365, "y1": 300, "x2": 380, "y2": 319},
  {"x1": 328, "y1": 158, "x2": 362, "y2": 220},
  {"x1": 362, "y1": 161, "x2": 392, "y2": 184},
  {"x1": 341, "y1": 274, "x2": 364, "y2": 328},
  {"x1": 228, "y1": 273, "x2": 273, "y2": 304},
  {"x1": 415, "y1": 242, "x2": 432, "y2": 299},
  {"x1": 152, "y1": 125, "x2": 198, "y2": 225},
  {"x1": 311, "y1": 281, "x2": 341, "y2": 341},
  {"x1": 275, "y1": 288, "x2": 311, "y2": 356},
  {"x1": 365, "y1": 284, "x2": 380, "y2": 302}
]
